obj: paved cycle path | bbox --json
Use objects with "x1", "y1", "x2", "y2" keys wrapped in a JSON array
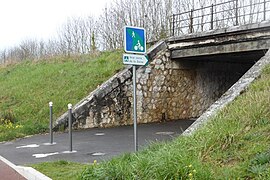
[
  {"x1": 0, "y1": 120, "x2": 194, "y2": 166},
  {"x1": 0, "y1": 158, "x2": 26, "y2": 180}
]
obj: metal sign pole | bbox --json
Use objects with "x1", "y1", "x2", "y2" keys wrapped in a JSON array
[
  {"x1": 123, "y1": 26, "x2": 146, "y2": 152},
  {"x1": 133, "y1": 65, "x2": 138, "y2": 151},
  {"x1": 49, "y1": 102, "x2": 53, "y2": 144}
]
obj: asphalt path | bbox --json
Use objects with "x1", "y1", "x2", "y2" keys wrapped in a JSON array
[{"x1": 0, "y1": 120, "x2": 194, "y2": 166}]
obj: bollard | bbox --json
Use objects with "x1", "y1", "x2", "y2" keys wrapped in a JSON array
[
  {"x1": 68, "y1": 103, "x2": 73, "y2": 152},
  {"x1": 49, "y1": 102, "x2": 53, "y2": 144}
]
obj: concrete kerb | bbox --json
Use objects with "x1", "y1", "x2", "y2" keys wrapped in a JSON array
[
  {"x1": 0, "y1": 156, "x2": 51, "y2": 180},
  {"x1": 182, "y1": 49, "x2": 270, "y2": 136}
]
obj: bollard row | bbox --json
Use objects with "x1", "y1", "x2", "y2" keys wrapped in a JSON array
[{"x1": 48, "y1": 102, "x2": 74, "y2": 152}]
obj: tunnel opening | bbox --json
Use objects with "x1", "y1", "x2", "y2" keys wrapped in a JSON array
[{"x1": 171, "y1": 49, "x2": 268, "y2": 118}]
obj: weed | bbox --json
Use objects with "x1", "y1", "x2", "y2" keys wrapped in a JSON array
[
  {"x1": 247, "y1": 164, "x2": 269, "y2": 178},
  {"x1": 246, "y1": 151, "x2": 270, "y2": 178},
  {"x1": 0, "y1": 110, "x2": 16, "y2": 124},
  {"x1": 251, "y1": 152, "x2": 270, "y2": 165},
  {"x1": 0, "y1": 119, "x2": 23, "y2": 130}
]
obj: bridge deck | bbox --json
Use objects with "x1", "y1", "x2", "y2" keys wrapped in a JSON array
[{"x1": 168, "y1": 21, "x2": 270, "y2": 59}]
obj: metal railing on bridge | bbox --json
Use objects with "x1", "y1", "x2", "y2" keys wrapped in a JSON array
[{"x1": 170, "y1": 0, "x2": 270, "y2": 37}]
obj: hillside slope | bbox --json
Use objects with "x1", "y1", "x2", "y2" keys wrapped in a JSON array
[
  {"x1": 0, "y1": 51, "x2": 123, "y2": 141},
  {"x1": 78, "y1": 65, "x2": 270, "y2": 179}
]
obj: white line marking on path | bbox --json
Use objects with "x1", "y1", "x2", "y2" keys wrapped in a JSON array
[
  {"x1": 62, "y1": 150, "x2": 77, "y2": 154},
  {"x1": 16, "y1": 144, "x2": 40, "y2": 149},
  {"x1": 91, "y1": 152, "x2": 106, "y2": 156},
  {"x1": 42, "y1": 142, "x2": 57, "y2": 146},
  {"x1": 155, "y1": 131, "x2": 175, "y2": 135},
  {"x1": 32, "y1": 152, "x2": 59, "y2": 158},
  {"x1": 95, "y1": 133, "x2": 105, "y2": 136}
]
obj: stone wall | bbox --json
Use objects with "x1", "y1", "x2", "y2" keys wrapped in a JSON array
[
  {"x1": 135, "y1": 50, "x2": 254, "y2": 124},
  {"x1": 54, "y1": 41, "x2": 258, "y2": 130},
  {"x1": 135, "y1": 50, "x2": 197, "y2": 122},
  {"x1": 193, "y1": 61, "x2": 252, "y2": 114},
  {"x1": 54, "y1": 41, "x2": 168, "y2": 130}
]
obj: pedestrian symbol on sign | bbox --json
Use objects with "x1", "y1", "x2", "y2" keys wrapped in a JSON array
[
  {"x1": 124, "y1": 55, "x2": 129, "y2": 62},
  {"x1": 124, "y1": 26, "x2": 146, "y2": 54}
]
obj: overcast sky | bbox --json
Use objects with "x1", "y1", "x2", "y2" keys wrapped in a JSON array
[{"x1": 0, "y1": 0, "x2": 110, "y2": 50}]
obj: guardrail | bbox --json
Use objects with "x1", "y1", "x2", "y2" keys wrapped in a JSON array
[{"x1": 170, "y1": 0, "x2": 270, "y2": 36}]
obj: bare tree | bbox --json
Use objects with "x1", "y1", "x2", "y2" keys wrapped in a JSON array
[{"x1": 1, "y1": 0, "x2": 269, "y2": 64}]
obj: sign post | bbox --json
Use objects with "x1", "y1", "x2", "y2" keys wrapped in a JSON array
[
  {"x1": 132, "y1": 65, "x2": 138, "y2": 151},
  {"x1": 123, "y1": 26, "x2": 147, "y2": 152}
]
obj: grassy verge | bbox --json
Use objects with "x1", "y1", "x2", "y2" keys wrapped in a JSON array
[
  {"x1": 0, "y1": 51, "x2": 123, "y2": 142},
  {"x1": 76, "y1": 65, "x2": 269, "y2": 179},
  {"x1": 31, "y1": 160, "x2": 88, "y2": 180}
]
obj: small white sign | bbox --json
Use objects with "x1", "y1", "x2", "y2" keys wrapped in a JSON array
[{"x1": 123, "y1": 53, "x2": 148, "y2": 66}]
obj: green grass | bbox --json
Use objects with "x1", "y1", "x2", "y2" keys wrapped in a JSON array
[
  {"x1": 0, "y1": 51, "x2": 123, "y2": 141},
  {"x1": 3, "y1": 49, "x2": 269, "y2": 179},
  {"x1": 77, "y1": 65, "x2": 269, "y2": 179},
  {"x1": 31, "y1": 160, "x2": 88, "y2": 180}
]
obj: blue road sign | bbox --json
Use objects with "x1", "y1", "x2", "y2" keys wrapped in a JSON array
[{"x1": 124, "y1": 26, "x2": 146, "y2": 54}]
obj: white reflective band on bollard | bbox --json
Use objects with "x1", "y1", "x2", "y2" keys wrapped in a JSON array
[{"x1": 49, "y1": 102, "x2": 53, "y2": 107}]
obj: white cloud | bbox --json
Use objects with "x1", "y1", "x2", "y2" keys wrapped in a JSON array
[{"x1": 0, "y1": 0, "x2": 109, "y2": 49}]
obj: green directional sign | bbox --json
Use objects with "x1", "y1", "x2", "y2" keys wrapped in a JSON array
[
  {"x1": 124, "y1": 26, "x2": 146, "y2": 54},
  {"x1": 123, "y1": 53, "x2": 148, "y2": 66}
]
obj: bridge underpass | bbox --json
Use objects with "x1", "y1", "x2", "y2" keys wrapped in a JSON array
[
  {"x1": 162, "y1": 50, "x2": 266, "y2": 117},
  {"x1": 161, "y1": 22, "x2": 270, "y2": 117},
  {"x1": 54, "y1": 21, "x2": 270, "y2": 132}
]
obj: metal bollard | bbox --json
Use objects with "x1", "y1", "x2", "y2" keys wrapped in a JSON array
[
  {"x1": 68, "y1": 103, "x2": 73, "y2": 152},
  {"x1": 49, "y1": 102, "x2": 53, "y2": 144}
]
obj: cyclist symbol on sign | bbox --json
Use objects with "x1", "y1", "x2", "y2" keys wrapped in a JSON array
[{"x1": 134, "y1": 40, "x2": 144, "y2": 51}]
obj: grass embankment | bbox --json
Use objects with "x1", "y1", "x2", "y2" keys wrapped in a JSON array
[
  {"x1": 0, "y1": 51, "x2": 123, "y2": 142},
  {"x1": 33, "y1": 65, "x2": 269, "y2": 179},
  {"x1": 78, "y1": 65, "x2": 269, "y2": 179}
]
